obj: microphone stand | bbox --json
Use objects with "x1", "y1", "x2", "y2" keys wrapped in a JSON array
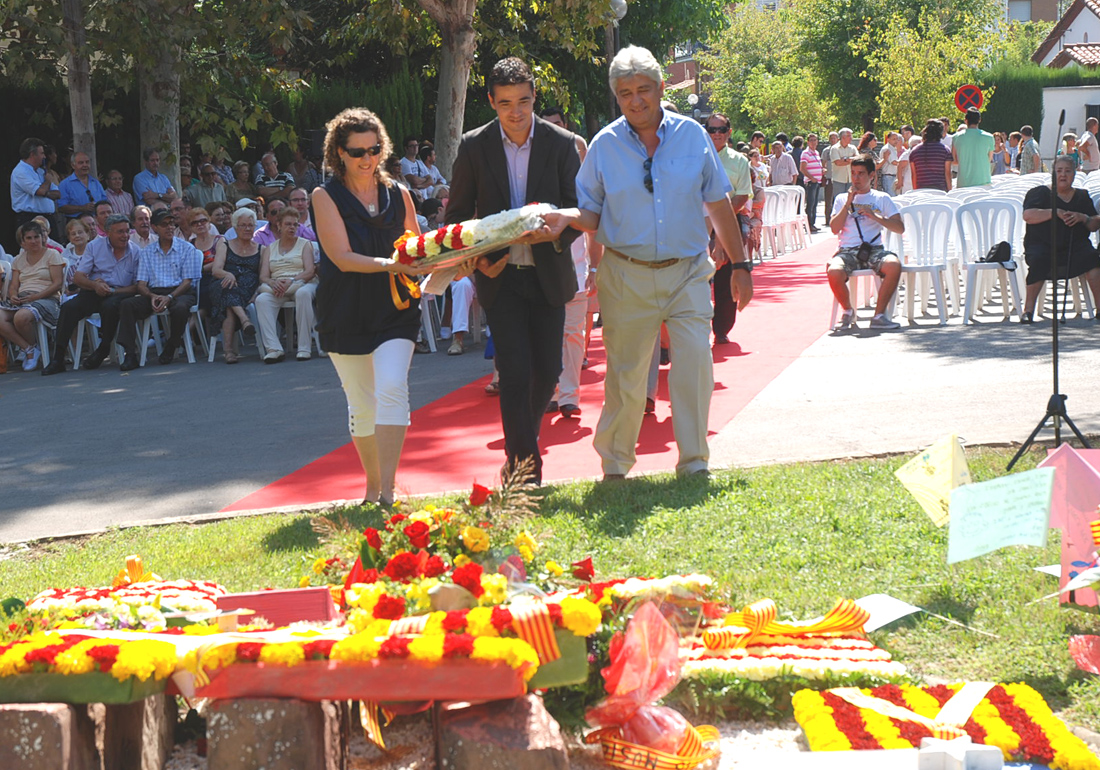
[{"x1": 1008, "y1": 110, "x2": 1092, "y2": 470}]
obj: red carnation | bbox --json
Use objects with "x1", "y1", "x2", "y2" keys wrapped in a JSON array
[
  {"x1": 434, "y1": 227, "x2": 447, "y2": 245},
  {"x1": 491, "y1": 606, "x2": 513, "y2": 633},
  {"x1": 379, "y1": 636, "x2": 411, "y2": 659},
  {"x1": 451, "y1": 562, "x2": 485, "y2": 597},
  {"x1": 442, "y1": 610, "x2": 468, "y2": 633},
  {"x1": 87, "y1": 644, "x2": 121, "y2": 672},
  {"x1": 469, "y1": 484, "x2": 492, "y2": 507},
  {"x1": 361, "y1": 568, "x2": 380, "y2": 584},
  {"x1": 499, "y1": 555, "x2": 527, "y2": 582},
  {"x1": 373, "y1": 594, "x2": 407, "y2": 620},
  {"x1": 25, "y1": 643, "x2": 71, "y2": 666},
  {"x1": 571, "y1": 556, "x2": 595, "y2": 582},
  {"x1": 403, "y1": 521, "x2": 431, "y2": 550},
  {"x1": 443, "y1": 633, "x2": 475, "y2": 658},
  {"x1": 546, "y1": 603, "x2": 563, "y2": 625},
  {"x1": 236, "y1": 642, "x2": 265, "y2": 662},
  {"x1": 384, "y1": 552, "x2": 420, "y2": 582},
  {"x1": 363, "y1": 527, "x2": 383, "y2": 551},
  {"x1": 302, "y1": 639, "x2": 337, "y2": 659},
  {"x1": 423, "y1": 555, "x2": 447, "y2": 578}
]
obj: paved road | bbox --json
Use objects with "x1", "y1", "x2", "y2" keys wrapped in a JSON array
[
  {"x1": 711, "y1": 305, "x2": 1100, "y2": 468},
  {"x1": 0, "y1": 339, "x2": 494, "y2": 542}
]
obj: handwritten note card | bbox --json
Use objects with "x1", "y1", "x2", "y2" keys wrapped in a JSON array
[
  {"x1": 947, "y1": 468, "x2": 1055, "y2": 564},
  {"x1": 895, "y1": 435, "x2": 971, "y2": 527}
]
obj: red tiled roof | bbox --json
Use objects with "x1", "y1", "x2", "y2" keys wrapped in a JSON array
[
  {"x1": 1051, "y1": 42, "x2": 1100, "y2": 67},
  {"x1": 1032, "y1": 0, "x2": 1100, "y2": 64}
]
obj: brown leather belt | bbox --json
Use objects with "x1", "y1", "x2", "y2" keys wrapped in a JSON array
[{"x1": 605, "y1": 246, "x2": 684, "y2": 269}]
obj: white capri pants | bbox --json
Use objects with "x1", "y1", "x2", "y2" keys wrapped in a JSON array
[{"x1": 328, "y1": 339, "x2": 415, "y2": 437}]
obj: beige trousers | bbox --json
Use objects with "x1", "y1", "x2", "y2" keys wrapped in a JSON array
[
  {"x1": 594, "y1": 252, "x2": 715, "y2": 475},
  {"x1": 255, "y1": 280, "x2": 317, "y2": 355}
]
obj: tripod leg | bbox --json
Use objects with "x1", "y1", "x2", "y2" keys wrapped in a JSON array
[
  {"x1": 1007, "y1": 413, "x2": 1054, "y2": 470},
  {"x1": 1060, "y1": 413, "x2": 1093, "y2": 448}
]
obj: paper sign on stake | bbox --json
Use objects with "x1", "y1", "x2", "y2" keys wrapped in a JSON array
[
  {"x1": 855, "y1": 593, "x2": 999, "y2": 637},
  {"x1": 895, "y1": 435, "x2": 971, "y2": 527},
  {"x1": 947, "y1": 468, "x2": 1055, "y2": 564}
]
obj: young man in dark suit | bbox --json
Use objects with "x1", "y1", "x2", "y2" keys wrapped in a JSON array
[{"x1": 445, "y1": 56, "x2": 581, "y2": 485}]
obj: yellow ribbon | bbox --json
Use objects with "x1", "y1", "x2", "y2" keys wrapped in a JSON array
[
  {"x1": 830, "y1": 682, "x2": 995, "y2": 739},
  {"x1": 703, "y1": 598, "x2": 870, "y2": 651},
  {"x1": 1091, "y1": 519, "x2": 1100, "y2": 547},
  {"x1": 388, "y1": 272, "x2": 422, "y2": 311},
  {"x1": 111, "y1": 555, "x2": 160, "y2": 588}
]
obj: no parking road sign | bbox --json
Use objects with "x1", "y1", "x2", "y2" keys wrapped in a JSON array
[{"x1": 955, "y1": 84, "x2": 983, "y2": 113}]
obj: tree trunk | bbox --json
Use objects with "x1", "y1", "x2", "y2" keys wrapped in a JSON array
[
  {"x1": 62, "y1": 0, "x2": 97, "y2": 177},
  {"x1": 137, "y1": 43, "x2": 182, "y2": 190},
  {"x1": 432, "y1": 1, "x2": 477, "y2": 180}
]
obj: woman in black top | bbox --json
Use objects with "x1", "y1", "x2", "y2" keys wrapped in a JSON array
[
  {"x1": 1020, "y1": 154, "x2": 1100, "y2": 322},
  {"x1": 311, "y1": 108, "x2": 428, "y2": 506}
]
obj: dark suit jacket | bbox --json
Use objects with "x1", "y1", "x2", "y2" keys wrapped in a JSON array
[{"x1": 445, "y1": 116, "x2": 581, "y2": 308}]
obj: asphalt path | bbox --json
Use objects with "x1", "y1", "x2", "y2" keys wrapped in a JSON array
[{"x1": 0, "y1": 338, "x2": 495, "y2": 543}]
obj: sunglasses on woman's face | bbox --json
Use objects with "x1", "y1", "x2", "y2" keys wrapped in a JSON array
[{"x1": 344, "y1": 144, "x2": 383, "y2": 158}]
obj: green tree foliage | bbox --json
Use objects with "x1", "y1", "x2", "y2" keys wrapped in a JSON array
[
  {"x1": 742, "y1": 67, "x2": 839, "y2": 138},
  {"x1": 695, "y1": 3, "x2": 801, "y2": 132}
]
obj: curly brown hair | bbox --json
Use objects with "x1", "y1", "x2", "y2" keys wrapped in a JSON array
[{"x1": 323, "y1": 108, "x2": 394, "y2": 186}]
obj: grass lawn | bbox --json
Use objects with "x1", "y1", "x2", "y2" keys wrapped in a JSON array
[{"x1": 2, "y1": 445, "x2": 1098, "y2": 729}]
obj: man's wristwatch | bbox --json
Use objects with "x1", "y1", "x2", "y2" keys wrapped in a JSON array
[{"x1": 730, "y1": 261, "x2": 753, "y2": 273}]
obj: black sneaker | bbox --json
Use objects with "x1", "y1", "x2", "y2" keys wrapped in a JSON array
[
  {"x1": 545, "y1": 400, "x2": 558, "y2": 414},
  {"x1": 158, "y1": 345, "x2": 177, "y2": 365},
  {"x1": 119, "y1": 354, "x2": 139, "y2": 372}
]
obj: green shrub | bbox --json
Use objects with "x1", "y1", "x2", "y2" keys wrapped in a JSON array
[{"x1": 979, "y1": 62, "x2": 1100, "y2": 139}]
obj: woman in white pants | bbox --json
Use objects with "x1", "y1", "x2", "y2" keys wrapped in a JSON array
[{"x1": 256, "y1": 207, "x2": 317, "y2": 362}]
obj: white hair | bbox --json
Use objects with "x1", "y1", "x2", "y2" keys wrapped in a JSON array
[
  {"x1": 839, "y1": 127, "x2": 853, "y2": 136},
  {"x1": 608, "y1": 45, "x2": 663, "y2": 91},
  {"x1": 231, "y1": 207, "x2": 257, "y2": 229},
  {"x1": 909, "y1": 136, "x2": 922, "y2": 148}
]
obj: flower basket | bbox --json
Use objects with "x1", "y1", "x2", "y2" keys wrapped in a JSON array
[
  {"x1": 526, "y1": 627, "x2": 588, "y2": 690},
  {"x1": 193, "y1": 658, "x2": 526, "y2": 702},
  {"x1": 0, "y1": 671, "x2": 166, "y2": 704}
]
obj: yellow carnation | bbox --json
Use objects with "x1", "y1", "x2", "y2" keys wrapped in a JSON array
[
  {"x1": 559, "y1": 596, "x2": 602, "y2": 636},
  {"x1": 423, "y1": 611, "x2": 447, "y2": 636},
  {"x1": 299, "y1": 575, "x2": 312, "y2": 588},
  {"x1": 406, "y1": 578, "x2": 441, "y2": 612},
  {"x1": 462, "y1": 526, "x2": 490, "y2": 553},
  {"x1": 545, "y1": 560, "x2": 564, "y2": 577},
  {"x1": 53, "y1": 641, "x2": 97, "y2": 675},
  {"x1": 331, "y1": 633, "x2": 382, "y2": 662},
  {"x1": 409, "y1": 509, "x2": 433, "y2": 524},
  {"x1": 471, "y1": 637, "x2": 540, "y2": 681},
  {"x1": 514, "y1": 531, "x2": 537, "y2": 552},
  {"x1": 465, "y1": 607, "x2": 499, "y2": 638},
  {"x1": 346, "y1": 583, "x2": 386, "y2": 615},
  {"x1": 110, "y1": 640, "x2": 177, "y2": 682},
  {"x1": 258, "y1": 643, "x2": 306, "y2": 668},
  {"x1": 518, "y1": 545, "x2": 534, "y2": 563},
  {"x1": 478, "y1": 574, "x2": 509, "y2": 606},
  {"x1": 312, "y1": 558, "x2": 327, "y2": 575},
  {"x1": 407, "y1": 635, "x2": 445, "y2": 663},
  {"x1": 453, "y1": 554, "x2": 471, "y2": 568}
]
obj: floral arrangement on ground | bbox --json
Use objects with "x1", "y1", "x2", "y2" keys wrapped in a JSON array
[{"x1": 793, "y1": 683, "x2": 1100, "y2": 770}]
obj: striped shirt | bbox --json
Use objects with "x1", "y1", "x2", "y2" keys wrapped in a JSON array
[
  {"x1": 137, "y1": 237, "x2": 202, "y2": 288},
  {"x1": 909, "y1": 141, "x2": 954, "y2": 191},
  {"x1": 800, "y1": 148, "x2": 823, "y2": 183}
]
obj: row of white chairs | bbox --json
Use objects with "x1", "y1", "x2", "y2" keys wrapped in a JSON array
[
  {"x1": 758, "y1": 185, "x2": 812, "y2": 260},
  {"x1": 836, "y1": 189, "x2": 1096, "y2": 328}
]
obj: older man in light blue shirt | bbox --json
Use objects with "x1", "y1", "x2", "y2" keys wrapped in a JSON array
[
  {"x1": 545, "y1": 45, "x2": 753, "y2": 479},
  {"x1": 10, "y1": 138, "x2": 59, "y2": 227}
]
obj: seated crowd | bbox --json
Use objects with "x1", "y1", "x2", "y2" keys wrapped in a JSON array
[{"x1": 2, "y1": 135, "x2": 457, "y2": 373}]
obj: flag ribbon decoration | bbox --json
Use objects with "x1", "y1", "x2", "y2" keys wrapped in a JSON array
[
  {"x1": 585, "y1": 724, "x2": 720, "y2": 770},
  {"x1": 830, "y1": 682, "x2": 996, "y2": 740},
  {"x1": 509, "y1": 602, "x2": 561, "y2": 664},
  {"x1": 359, "y1": 700, "x2": 396, "y2": 749},
  {"x1": 703, "y1": 598, "x2": 870, "y2": 651},
  {"x1": 112, "y1": 555, "x2": 160, "y2": 589}
]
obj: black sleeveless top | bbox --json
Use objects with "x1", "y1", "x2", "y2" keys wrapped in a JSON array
[{"x1": 313, "y1": 178, "x2": 421, "y2": 355}]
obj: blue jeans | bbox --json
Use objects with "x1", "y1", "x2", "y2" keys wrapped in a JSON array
[{"x1": 803, "y1": 182, "x2": 821, "y2": 228}]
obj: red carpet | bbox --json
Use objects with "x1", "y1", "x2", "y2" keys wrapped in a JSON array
[{"x1": 222, "y1": 237, "x2": 837, "y2": 511}]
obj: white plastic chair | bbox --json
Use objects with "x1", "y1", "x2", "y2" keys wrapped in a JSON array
[
  {"x1": 897, "y1": 203, "x2": 954, "y2": 325},
  {"x1": 955, "y1": 200, "x2": 1022, "y2": 323},
  {"x1": 138, "y1": 309, "x2": 197, "y2": 366},
  {"x1": 72, "y1": 314, "x2": 124, "y2": 369},
  {"x1": 255, "y1": 297, "x2": 325, "y2": 359},
  {"x1": 759, "y1": 189, "x2": 786, "y2": 259}
]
